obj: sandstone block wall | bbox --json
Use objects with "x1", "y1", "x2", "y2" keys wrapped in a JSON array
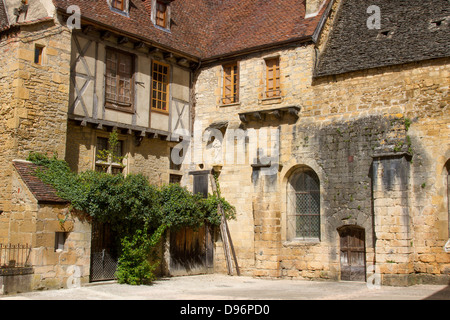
[
  {"x1": 0, "y1": 19, "x2": 71, "y2": 242},
  {"x1": 194, "y1": 38, "x2": 449, "y2": 284}
]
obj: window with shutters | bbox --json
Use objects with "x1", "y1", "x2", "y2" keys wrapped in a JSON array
[
  {"x1": 105, "y1": 48, "x2": 134, "y2": 112},
  {"x1": 151, "y1": 60, "x2": 170, "y2": 113},
  {"x1": 156, "y1": 1, "x2": 168, "y2": 28},
  {"x1": 222, "y1": 62, "x2": 239, "y2": 105},
  {"x1": 265, "y1": 57, "x2": 281, "y2": 98}
]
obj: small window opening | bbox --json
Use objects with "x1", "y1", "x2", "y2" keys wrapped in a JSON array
[
  {"x1": 34, "y1": 45, "x2": 44, "y2": 65},
  {"x1": 55, "y1": 232, "x2": 68, "y2": 251}
]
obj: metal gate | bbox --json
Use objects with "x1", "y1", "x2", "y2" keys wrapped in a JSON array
[
  {"x1": 90, "y1": 222, "x2": 118, "y2": 282},
  {"x1": 339, "y1": 226, "x2": 366, "y2": 281}
]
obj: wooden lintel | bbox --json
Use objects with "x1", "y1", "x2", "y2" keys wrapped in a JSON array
[{"x1": 100, "y1": 30, "x2": 111, "y2": 40}]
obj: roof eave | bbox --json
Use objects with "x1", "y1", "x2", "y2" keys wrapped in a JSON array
[
  {"x1": 200, "y1": 35, "x2": 315, "y2": 65},
  {"x1": 55, "y1": 8, "x2": 201, "y2": 63}
]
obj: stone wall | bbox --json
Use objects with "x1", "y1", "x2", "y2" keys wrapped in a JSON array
[
  {"x1": 0, "y1": 19, "x2": 71, "y2": 242},
  {"x1": 8, "y1": 166, "x2": 91, "y2": 290},
  {"x1": 193, "y1": 37, "x2": 449, "y2": 284},
  {"x1": 65, "y1": 120, "x2": 176, "y2": 185}
]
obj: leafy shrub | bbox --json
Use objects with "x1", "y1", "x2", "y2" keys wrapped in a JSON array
[{"x1": 27, "y1": 152, "x2": 235, "y2": 285}]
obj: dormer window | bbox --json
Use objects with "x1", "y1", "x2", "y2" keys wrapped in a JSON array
[
  {"x1": 152, "y1": 0, "x2": 170, "y2": 30},
  {"x1": 109, "y1": 0, "x2": 129, "y2": 16}
]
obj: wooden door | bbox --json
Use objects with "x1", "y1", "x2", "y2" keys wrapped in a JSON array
[
  {"x1": 169, "y1": 225, "x2": 214, "y2": 276},
  {"x1": 339, "y1": 226, "x2": 366, "y2": 281}
]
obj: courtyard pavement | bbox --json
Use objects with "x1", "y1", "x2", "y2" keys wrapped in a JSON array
[{"x1": 1, "y1": 274, "x2": 449, "y2": 301}]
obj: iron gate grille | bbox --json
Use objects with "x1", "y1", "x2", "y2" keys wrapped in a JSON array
[{"x1": 90, "y1": 222, "x2": 118, "y2": 282}]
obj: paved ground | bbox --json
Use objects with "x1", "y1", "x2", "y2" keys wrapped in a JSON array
[{"x1": 1, "y1": 274, "x2": 449, "y2": 300}]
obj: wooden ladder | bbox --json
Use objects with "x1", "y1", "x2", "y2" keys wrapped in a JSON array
[{"x1": 209, "y1": 174, "x2": 240, "y2": 276}]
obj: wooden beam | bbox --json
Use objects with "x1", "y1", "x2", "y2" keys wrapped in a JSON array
[
  {"x1": 82, "y1": 25, "x2": 95, "y2": 35},
  {"x1": 117, "y1": 36, "x2": 129, "y2": 44},
  {"x1": 100, "y1": 30, "x2": 111, "y2": 40},
  {"x1": 134, "y1": 42, "x2": 145, "y2": 49}
]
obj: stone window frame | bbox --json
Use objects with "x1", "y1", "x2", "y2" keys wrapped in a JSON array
[
  {"x1": 151, "y1": 60, "x2": 171, "y2": 114},
  {"x1": 264, "y1": 56, "x2": 281, "y2": 99},
  {"x1": 286, "y1": 166, "x2": 321, "y2": 243},
  {"x1": 94, "y1": 134, "x2": 128, "y2": 175},
  {"x1": 34, "y1": 44, "x2": 45, "y2": 65}
]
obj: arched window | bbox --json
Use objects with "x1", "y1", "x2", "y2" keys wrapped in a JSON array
[{"x1": 287, "y1": 167, "x2": 320, "y2": 240}]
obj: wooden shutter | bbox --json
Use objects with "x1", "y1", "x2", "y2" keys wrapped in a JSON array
[
  {"x1": 266, "y1": 58, "x2": 280, "y2": 98},
  {"x1": 156, "y1": 1, "x2": 167, "y2": 28},
  {"x1": 222, "y1": 63, "x2": 239, "y2": 104}
]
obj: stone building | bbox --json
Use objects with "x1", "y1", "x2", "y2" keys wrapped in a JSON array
[{"x1": 0, "y1": 0, "x2": 448, "y2": 291}]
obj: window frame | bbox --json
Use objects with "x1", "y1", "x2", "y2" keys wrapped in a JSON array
[
  {"x1": 287, "y1": 167, "x2": 321, "y2": 241},
  {"x1": 265, "y1": 57, "x2": 281, "y2": 98},
  {"x1": 34, "y1": 44, "x2": 44, "y2": 65},
  {"x1": 151, "y1": 60, "x2": 170, "y2": 114},
  {"x1": 152, "y1": 0, "x2": 171, "y2": 30},
  {"x1": 104, "y1": 47, "x2": 135, "y2": 113},
  {"x1": 222, "y1": 62, "x2": 239, "y2": 105}
]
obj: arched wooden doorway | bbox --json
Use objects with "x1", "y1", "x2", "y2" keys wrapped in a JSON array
[{"x1": 338, "y1": 226, "x2": 366, "y2": 281}]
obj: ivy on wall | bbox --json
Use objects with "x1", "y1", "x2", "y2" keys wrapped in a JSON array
[{"x1": 27, "y1": 145, "x2": 235, "y2": 285}]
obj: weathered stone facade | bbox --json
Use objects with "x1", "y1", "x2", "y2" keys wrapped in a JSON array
[
  {"x1": 0, "y1": 18, "x2": 71, "y2": 243},
  {"x1": 0, "y1": 0, "x2": 448, "y2": 290},
  {"x1": 191, "y1": 0, "x2": 450, "y2": 283},
  {"x1": 10, "y1": 160, "x2": 91, "y2": 290}
]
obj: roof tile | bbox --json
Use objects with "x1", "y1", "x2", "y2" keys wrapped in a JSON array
[{"x1": 13, "y1": 160, "x2": 68, "y2": 204}]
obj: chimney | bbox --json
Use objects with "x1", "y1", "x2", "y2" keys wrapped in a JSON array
[{"x1": 305, "y1": 0, "x2": 326, "y2": 18}]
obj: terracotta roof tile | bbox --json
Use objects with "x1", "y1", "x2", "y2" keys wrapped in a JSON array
[
  {"x1": 52, "y1": 0, "x2": 329, "y2": 60},
  {"x1": 13, "y1": 160, "x2": 68, "y2": 204}
]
